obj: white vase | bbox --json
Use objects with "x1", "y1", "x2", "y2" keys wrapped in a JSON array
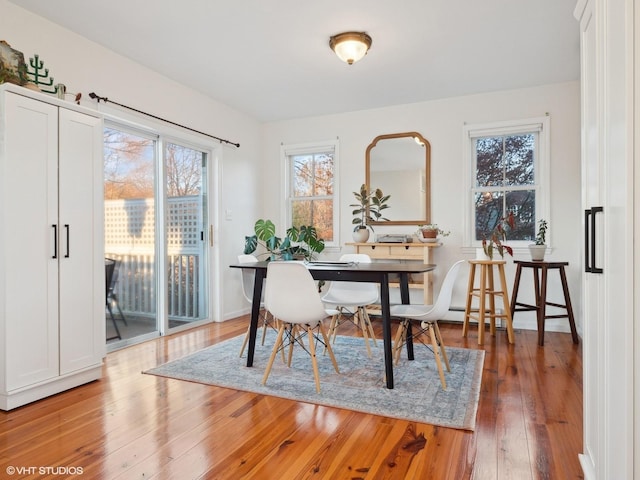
[
  {"x1": 528, "y1": 244, "x2": 547, "y2": 261},
  {"x1": 352, "y1": 228, "x2": 370, "y2": 243}
]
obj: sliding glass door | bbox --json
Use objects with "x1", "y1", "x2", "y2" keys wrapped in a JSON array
[
  {"x1": 165, "y1": 141, "x2": 208, "y2": 330},
  {"x1": 104, "y1": 125, "x2": 210, "y2": 346}
]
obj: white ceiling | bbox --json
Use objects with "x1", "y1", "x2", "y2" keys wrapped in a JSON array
[{"x1": 12, "y1": 0, "x2": 580, "y2": 123}]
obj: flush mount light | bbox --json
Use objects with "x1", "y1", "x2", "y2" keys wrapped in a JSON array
[{"x1": 329, "y1": 31, "x2": 372, "y2": 65}]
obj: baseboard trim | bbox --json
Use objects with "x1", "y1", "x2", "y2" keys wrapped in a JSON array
[{"x1": 579, "y1": 453, "x2": 596, "y2": 480}]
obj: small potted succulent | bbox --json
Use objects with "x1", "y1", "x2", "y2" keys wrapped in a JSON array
[
  {"x1": 528, "y1": 219, "x2": 548, "y2": 261},
  {"x1": 416, "y1": 224, "x2": 450, "y2": 243}
]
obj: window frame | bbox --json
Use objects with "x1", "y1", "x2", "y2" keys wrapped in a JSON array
[
  {"x1": 281, "y1": 139, "x2": 339, "y2": 248},
  {"x1": 462, "y1": 116, "x2": 550, "y2": 252},
  {"x1": 103, "y1": 112, "x2": 221, "y2": 336}
]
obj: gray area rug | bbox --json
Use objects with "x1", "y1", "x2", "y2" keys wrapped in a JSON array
[{"x1": 144, "y1": 332, "x2": 484, "y2": 431}]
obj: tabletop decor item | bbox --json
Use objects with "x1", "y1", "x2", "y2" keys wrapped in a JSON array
[
  {"x1": 528, "y1": 219, "x2": 548, "y2": 261},
  {"x1": 416, "y1": 224, "x2": 450, "y2": 243},
  {"x1": 243, "y1": 218, "x2": 325, "y2": 261},
  {"x1": 26, "y1": 54, "x2": 56, "y2": 94},
  {"x1": 350, "y1": 183, "x2": 390, "y2": 242},
  {"x1": 0, "y1": 40, "x2": 28, "y2": 86}
]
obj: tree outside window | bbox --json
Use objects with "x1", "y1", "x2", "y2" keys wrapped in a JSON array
[
  {"x1": 285, "y1": 143, "x2": 337, "y2": 243},
  {"x1": 474, "y1": 133, "x2": 537, "y2": 242}
]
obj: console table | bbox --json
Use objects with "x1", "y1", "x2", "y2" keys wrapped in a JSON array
[{"x1": 346, "y1": 242, "x2": 441, "y2": 304}]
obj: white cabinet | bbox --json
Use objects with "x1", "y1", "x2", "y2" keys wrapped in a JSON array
[
  {"x1": 0, "y1": 84, "x2": 104, "y2": 410},
  {"x1": 574, "y1": 1, "x2": 636, "y2": 478}
]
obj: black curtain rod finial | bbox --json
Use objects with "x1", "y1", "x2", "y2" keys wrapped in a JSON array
[
  {"x1": 87, "y1": 90, "x2": 239, "y2": 148},
  {"x1": 88, "y1": 92, "x2": 108, "y2": 103}
]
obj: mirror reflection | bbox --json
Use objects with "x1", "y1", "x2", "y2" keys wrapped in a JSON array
[{"x1": 365, "y1": 132, "x2": 431, "y2": 225}]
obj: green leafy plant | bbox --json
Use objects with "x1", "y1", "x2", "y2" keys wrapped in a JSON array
[
  {"x1": 534, "y1": 219, "x2": 548, "y2": 245},
  {"x1": 244, "y1": 219, "x2": 325, "y2": 261},
  {"x1": 482, "y1": 212, "x2": 515, "y2": 259},
  {"x1": 350, "y1": 184, "x2": 391, "y2": 232},
  {"x1": 417, "y1": 224, "x2": 451, "y2": 238}
]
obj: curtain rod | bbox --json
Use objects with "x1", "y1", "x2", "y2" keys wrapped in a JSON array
[{"x1": 88, "y1": 92, "x2": 240, "y2": 148}]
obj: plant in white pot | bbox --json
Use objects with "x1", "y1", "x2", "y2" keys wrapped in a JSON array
[
  {"x1": 528, "y1": 219, "x2": 548, "y2": 261},
  {"x1": 350, "y1": 184, "x2": 390, "y2": 242}
]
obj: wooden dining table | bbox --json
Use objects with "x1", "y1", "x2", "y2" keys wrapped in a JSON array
[{"x1": 229, "y1": 260, "x2": 436, "y2": 389}]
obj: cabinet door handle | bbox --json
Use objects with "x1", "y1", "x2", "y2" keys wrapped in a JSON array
[
  {"x1": 590, "y1": 206, "x2": 603, "y2": 274},
  {"x1": 64, "y1": 224, "x2": 70, "y2": 258},
  {"x1": 584, "y1": 209, "x2": 591, "y2": 273},
  {"x1": 52, "y1": 224, "x2": 57, "y2": 259}
]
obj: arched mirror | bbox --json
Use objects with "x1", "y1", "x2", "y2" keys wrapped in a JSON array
[{"x1": 365, "y1": 132, "x2": 431, "y2": 225}]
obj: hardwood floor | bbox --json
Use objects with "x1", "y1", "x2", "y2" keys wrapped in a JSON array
[{"x1": 0, "y1": 317, "x2": 583, "y2": 479}]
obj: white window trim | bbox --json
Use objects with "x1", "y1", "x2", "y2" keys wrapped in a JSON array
[
  {"x1": 461, "y1": 116, "x2": 550, "y2": 254},
  {"x1": 280, "y1": 139, "x2": 340, "y2": 248}
]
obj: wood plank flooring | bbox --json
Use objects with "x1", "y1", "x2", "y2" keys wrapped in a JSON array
[{"x1": 0, "y1": 317, "x2": 583, "y2": 479}]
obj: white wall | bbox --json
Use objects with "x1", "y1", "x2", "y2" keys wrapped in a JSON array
[
  {"x1": 0, "y1": 1, "x2": 583, "y2": 334},
  {"x1": 0, "y1": 0, "x2": 264, "y2": 320},
  {"x1": 263, "y1": 82, "x2": 583, "y2": 334}
]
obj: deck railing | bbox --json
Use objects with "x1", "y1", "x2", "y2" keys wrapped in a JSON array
[{"x1": 105, "y1": 196, "x2": 205, "y2": 321}]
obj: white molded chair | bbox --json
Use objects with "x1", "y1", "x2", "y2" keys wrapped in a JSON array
[
  {"x1": 237, "y1": 254, "x2": 275, "y2": 357},
  {"x1": 321, "y1": 253, "x2": 379, "y2": 356},
  {"x1": 262, "y1": 262, "x2": 339, "y2": 393},
  {"x1": 390, "y1": 260, "x2": 465, "y2": 390}
]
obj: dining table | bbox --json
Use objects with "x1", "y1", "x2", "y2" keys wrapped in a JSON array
[{"x1": 229, "y1": 260, "x2": 436, "y2": 389}]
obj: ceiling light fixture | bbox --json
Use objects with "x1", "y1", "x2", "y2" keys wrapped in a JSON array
[{"x1": 329, "y1": 31, "x2": 372, "y2": 65}]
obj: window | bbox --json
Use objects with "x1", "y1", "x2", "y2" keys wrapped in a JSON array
[
  {"x1": 463, "y1": 117, "x2": 550, "y2": 248},
  {"x1": 282, "y1": 140, "x2": 339, "y2": 245}
]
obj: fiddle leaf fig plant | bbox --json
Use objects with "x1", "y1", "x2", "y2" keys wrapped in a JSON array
[
  {"x1": 350, "y1": 184, "x2": 391, "y2": 232},
  {"x1": 244, "y1": 219, "x2": 325, "y2": 261}
]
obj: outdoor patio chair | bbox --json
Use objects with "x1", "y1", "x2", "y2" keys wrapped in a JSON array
[
  {"x1": 105, "y1": 259, "x2": 121, "y2": 341},
  {"x1": 106, "y1": 257, "x2": 128, "y2": 327}
]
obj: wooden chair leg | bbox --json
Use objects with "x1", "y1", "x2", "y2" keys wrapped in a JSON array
[
  {"x1": 431, "y1": 321, "x2": 450, "y2": 372},
  {"x1": 239, "y1": 326, "x2": 250, "y2": 357},
  {"x1": 260, "y1": 310, "x2": 270, "y2": 345},
  {"x1": 262, "y1": 324, "x2": 286, "y2": 386},
  {"x1": 307, "y1": 326, "x2": 322, "y2": 393},
  {"x1": 361, "y1": 308, "x2": 378, "y2": 347},
  {"x1": 427, "y1": 324, "x2": 447, "y2": 390},
  {"x1": 287, "y1": 325, "x2": 297, "y2": 367},
  {"x1": 356, "y1": 309, "x2": 373, "y2": 358},
  {"x1": 319, "y1": 323, "x2": 340, "y2": 374},
  {"x1": 393, "y1": 320, "x2": 407, "y2": 365}
]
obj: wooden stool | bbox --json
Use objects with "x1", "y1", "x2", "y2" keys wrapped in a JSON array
[
  {"x1": 463, "y1": 260, "x2": 515, "y2": 345},
  {"x1": 510, "y1": 260, "x2": 579, "y2": 346}
]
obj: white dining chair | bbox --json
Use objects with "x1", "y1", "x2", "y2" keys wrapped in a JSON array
[
  {"x1": 262, "y1": 261, "x2": 339, "y2": 393},
  {"x1": 237, "y1": 254, "x2": 275, "y2": 357},
  {"x1": 390, "y1": 260, "x2": 465, "y2": 390},
  {"x1": 321, "y1": 253, "x2": 379, "y2": 356}
]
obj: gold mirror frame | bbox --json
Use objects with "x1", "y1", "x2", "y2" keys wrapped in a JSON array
[{"x1": 365, "y1": 132, "x2": 431, "y2": 225}]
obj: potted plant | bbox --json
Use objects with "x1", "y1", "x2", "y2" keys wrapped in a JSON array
[
  {"x1": 480, "y1": 212, "x2": 515, "y2": 260},
  {"x1": 528, "y1": 219, "x2": 548, "y2": 261},
  {"x1": 350, "y1": 184, "x2": 390, "y2": 242},
  {"x1": 244, "y1": 219, "x2": 325, "y2": 261},
  {"x1": 416, "y1": 224, "x2": 450, "y2": 243}
]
